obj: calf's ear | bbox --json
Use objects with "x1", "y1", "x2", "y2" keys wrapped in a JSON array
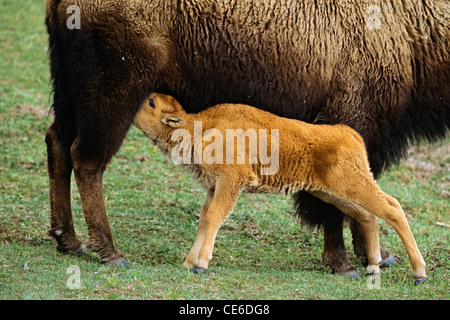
[{"x1": 161, "y1": 116, "x2": 187, "y2": 128}]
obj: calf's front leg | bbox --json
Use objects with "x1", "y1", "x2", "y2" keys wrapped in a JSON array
[
  {"x1": 183, "y1": 189, "x2": 214, "y2": 269},
  {"x1": 187, "y1": 179, "x2": 241, "y2": 274}
]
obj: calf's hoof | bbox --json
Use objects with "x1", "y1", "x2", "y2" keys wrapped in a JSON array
[
  {"x1": 380, "y1": 255, "x2": 397, "y2": 268},
  {"x1": 414, "y1": 278, "x2": 427, "y2": 286},
  {"x1": 366, "y1": 264, "x2": 380, "y2": 275},
  {"x1": 193, "y1": 267, "x2": 208, "y2": 275}
]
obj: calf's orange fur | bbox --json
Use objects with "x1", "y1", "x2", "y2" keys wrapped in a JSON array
[{"x1": 134, "y1": 93, "x2": 427, "y2": 284}]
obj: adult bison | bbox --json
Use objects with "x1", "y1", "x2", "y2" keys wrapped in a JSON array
[{"x1": 45, "y1": 0, "x2": 449, "y2": 275}]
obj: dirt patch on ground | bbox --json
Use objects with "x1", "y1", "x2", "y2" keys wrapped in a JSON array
[
  {"x1": 17, "y1": 104, "x2": 51, "y2": 120},
  {"x1": 406, "y1": 143, "x2": 449, "y2": 166},
  {"x1": 404, "y1": 142, "x2": 449, "y2": 198}
]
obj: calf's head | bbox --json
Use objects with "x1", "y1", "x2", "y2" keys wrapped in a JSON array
[{"x1": 134, "y1": 93, "x2": 187, "y2": 141}]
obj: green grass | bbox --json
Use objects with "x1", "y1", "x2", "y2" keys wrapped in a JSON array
[{"x1": 0, "y1": 0, "x2": 448, "y2": 300}]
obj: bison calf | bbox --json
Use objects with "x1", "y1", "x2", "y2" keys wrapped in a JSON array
[{"x1": 134, "y1": 93, "x2": 427, "y2": 284}]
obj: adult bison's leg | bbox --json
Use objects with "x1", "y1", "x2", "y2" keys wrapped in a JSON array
[
  {"x1": 321, "y1": 209, "x2": 360, "y2": 277},
  {"x1": 70, "y1": 146, "x2": 128, "y2": 266},
  {"x1": 46, "y1": 122, "x2": 84, "y2": 255},
  {"x1": 69, "y1": 96, "x2": 137, "y2": 267},
  {"x1": 293, "y1": 191, "x2": 359, "y2": 277}
]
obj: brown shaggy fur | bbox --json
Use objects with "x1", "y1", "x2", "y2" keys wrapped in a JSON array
[
  {"x1": 45, "y1": 0, "x2": 448, "y2": 271},
  {"x1": 134, "y1": 93, "x2": 427, "y2": 283}
]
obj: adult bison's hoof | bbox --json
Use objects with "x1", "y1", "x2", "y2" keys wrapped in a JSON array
[
  {"x1": 380, "y1": 255, "x2": 397, "y2": 268},
  {"x1": 340, "y1": 269, "x2": 361, "y2": 279},
  {"x1": 117, "y1": 259, "x2": 131, "y2": 269},
  {"x1": 193, "y1": 267, "x2": 207, "y2": 275},
  {"x1": 414, "y1": 278, "x2": 427, "y2": 286},
  {"x1": 106, "y1": 257, "x2": 131, "y2": 269}
]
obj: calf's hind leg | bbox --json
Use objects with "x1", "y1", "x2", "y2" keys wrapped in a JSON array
[
  {"x1": 349, "y1": 219, "x2": 396, "y2": 268},
  {"x1": 309, "y1": 190, "x2": 382, "y2": 275},
  {"x1": 364, "y1": 194, "x2": 427, "y2": 284},
  {"x1": 311, "y1": 183, "x2": 427, "y2": 284}
]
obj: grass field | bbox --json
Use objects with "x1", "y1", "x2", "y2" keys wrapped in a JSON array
[{"x1": 0, "y1": 0, "x2": 448, "y2": 300}]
